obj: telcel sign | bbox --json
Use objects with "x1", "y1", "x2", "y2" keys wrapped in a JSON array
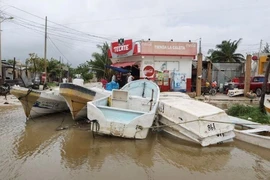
[{"x1": 111, "y1": 39, "x2": 133, "y2": 55}]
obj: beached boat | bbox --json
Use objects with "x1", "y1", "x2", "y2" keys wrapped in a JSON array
[
  {"x1": 157, "y1": 95, "x2": 235, "y2": 147},
  {"x1": 229, "y1": 116, "x2": 270, "y2": 149},
  {"x1": 264, "y1": 94, "x2": 270, "y2": 116},
  {"x1": 10, "y1": 86, "x2": 68, "y2": 119},
  {"x1": 59, "y1": 81, "x2": 111, "y2": 120},
  {"x1": 159, "y1": 91, "x2": 191, "y2": 99},
  {"x1": 87, "y1": 79, "x2": 160, "y2": 139}
]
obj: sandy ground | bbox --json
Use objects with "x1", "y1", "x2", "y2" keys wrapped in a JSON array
[{"x1": 0, "y1": 94, "x2": 22, "y2": 106}]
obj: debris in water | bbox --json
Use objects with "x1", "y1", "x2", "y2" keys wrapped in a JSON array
[{"x1": 56, "y1": 126, "x2": 69, "y2": 131}]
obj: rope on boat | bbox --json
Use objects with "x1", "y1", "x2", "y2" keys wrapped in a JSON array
[
  {"x1": 142, "y1": 82, "x2": 146, "y2": 98},
  {"x1": 18, "y1": 88, "x2": 32, "y2": 100},
  {"x1": 56, "y1": 115, "x2": 70, "y2": 131},
  {"x1": 149, "y1": 89, "x2": 154, "y2": 111},
  {"x1": 71, "y1": 99, "x2": 87, "y2": 105},
  {"x1": 17, "y1": 88, "x2": 34, "y2": 121},
  {"x1": 198, "y1": 118, "x2": 264, "y2": 126},
  {"x1": 89, "y1": 119, "x2": 100, "y2": 138}
]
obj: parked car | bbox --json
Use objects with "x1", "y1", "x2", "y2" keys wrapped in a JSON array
[{"x1": 237, "y1": 75, "x2": 270, "y2": 97}]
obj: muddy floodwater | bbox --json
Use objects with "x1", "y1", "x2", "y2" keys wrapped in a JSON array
[{"x1": 0, "y1": 106, "x2": 270, "y2": 180}]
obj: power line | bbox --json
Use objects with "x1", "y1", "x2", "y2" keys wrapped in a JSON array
[
  {"x1": 10, "y1": 19, "x2": 106, "y2": 43},
  {"x1": 48, "y1": 36, "x2": 71, "y2": 64},
  {"x1": 62, "y1": 3, "x2": 270, "y2": 25},
  {"x1": 2, "y1": 4, "x2": 115, "y2": 41}
]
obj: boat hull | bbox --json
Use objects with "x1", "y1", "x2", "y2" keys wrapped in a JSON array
[
  {"x1": 88, "y1": 103, "x2": 155, "y2": 139},
  {"x1": 159, "y1": 116, "x2": 235, "y2": 146},
  {"x1": 10, "y1": 87, "x2": 68, "y2": 118},
  {"x1": 264, "y1": 94, "x2": 270, "y2": 116},
  {"x1": 87, "y1": 80, "x2": 160, "y2": 139},
  {"x1": 59, "y1": 83, "x2": 108, "y2": 120},
  {"x1": 158, "y1": 97, "x2": 235, "y2": 146},
  {"x1": 234, "y1": 128, "x2": 270, "y2": 149},
  {"x1": 229, "y1": 116, "x2": 270, "y2": 149}
]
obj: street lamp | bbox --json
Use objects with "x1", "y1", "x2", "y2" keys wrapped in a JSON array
[{"x1": 0, "y1": 15, "x2": 13, "y2": 84}]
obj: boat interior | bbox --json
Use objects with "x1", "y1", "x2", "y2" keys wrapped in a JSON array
[{"x1": 92, "y1": 89, "x2": 156, "y2": 123}]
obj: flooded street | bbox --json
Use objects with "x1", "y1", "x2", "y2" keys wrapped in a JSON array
[{"x1": 0, "y1": 106, "x2": 270, "y2": 180}]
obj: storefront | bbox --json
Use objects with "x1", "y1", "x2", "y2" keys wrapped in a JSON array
[{"x1": 108, "y1": 39, "x2": 197, "y2": 92}]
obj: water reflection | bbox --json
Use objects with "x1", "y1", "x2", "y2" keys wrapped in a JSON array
[
  {"x1": 14, "y1": 113, "x2": 73, "y2": 160},
  {"x1": 234, "y1": 140, "x2": 270, "y2": 161},
  {"x1": 60, "y1": 129, "x2": 156, "y2": 170},
  {"x1": 156, "y1": 132, "x2": 233, "y2": 173},
  {"x1": 10, "y1": 108, "x2": 270, "y2": 180}
]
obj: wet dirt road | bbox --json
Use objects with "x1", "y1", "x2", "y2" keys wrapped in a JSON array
[{"x1": 0, "y1": 106, "x2": 269, "y2": 180}]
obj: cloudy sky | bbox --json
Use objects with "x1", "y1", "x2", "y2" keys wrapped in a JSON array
[{"x1": 1, "y1": 0, "x2": 270, "y2": 67}]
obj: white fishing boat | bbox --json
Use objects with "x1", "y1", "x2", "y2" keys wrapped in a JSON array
[
  {"x1": 10, "y1": 86, "x2": 68, "y2": 119},
  {"x1": 59, "y1": 80, "x2": 111, "y2": 120},
  {"x1": 159, "y1": 91, "x2": 191, "y2": 99},
  {"x1": 264, "y1": 94, "x2": 270, "y2": 116},
  {"x1": 87, "y1": 79, "x2": 160, "y2": 139},
  {"x1": 229, "y1": 116, "x2": 270, "y2": 149},
  {"x1": 157, "y1": 95, "x2": 235, "y2": 147}
]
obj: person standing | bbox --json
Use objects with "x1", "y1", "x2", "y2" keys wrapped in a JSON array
[
  {"x1": 111, "y1": 73, "x2": 116, "y2": 82},
  {"x1": 127, "y1": 73, "x2": 134, "y2": 83}
]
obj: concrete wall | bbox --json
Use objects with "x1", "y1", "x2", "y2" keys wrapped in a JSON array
[
  {"x1": 141, "y1": 56, "x2": 192, "y2": 79},
  {"x1": 212, "y1": 63, "x2": 243, "y2": 84}
]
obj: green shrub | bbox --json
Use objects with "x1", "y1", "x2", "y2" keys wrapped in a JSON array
[
  {"x1": 46, "y1": 82, "x2": 58, "y2": 87},
  {"x1": 227, "y1": 104, "x2": 270, "y2": 124}
]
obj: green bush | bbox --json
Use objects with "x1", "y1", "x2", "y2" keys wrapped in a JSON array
[
  {"x1": 46, "y1": 82, "x2": 58, "y2": 87},
  {"x1": 227, "y1": 104, "x2": 270, "y2": 124}
]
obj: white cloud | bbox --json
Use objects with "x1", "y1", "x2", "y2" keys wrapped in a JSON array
[{"x1": 1, "y1": 0, "x2": 269, "y2": 66}]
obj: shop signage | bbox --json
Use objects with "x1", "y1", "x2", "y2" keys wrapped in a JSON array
[
  {"x1": 111, "y1": 39, "x2": 133, "y2": 55},
  {"x1": 140, "y1": 41, "x2": 197, "y2": 56},
  {"x1": 143, "y1": 65, "x2": 155, "y2": 77}
]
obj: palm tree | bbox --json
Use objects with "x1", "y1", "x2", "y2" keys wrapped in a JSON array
[
  {"x1": 262, "y1": 43, "x2": 270, "y2": 53},
  {"x1": 88, "y1": 42, "x2": 113, "y2": 81},
  {"x1": 209, "y1": 38, "x2": 245, "y2": 63}
]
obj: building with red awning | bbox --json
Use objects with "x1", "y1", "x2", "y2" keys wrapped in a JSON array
[{"x1": 108, "y1": 39, "x2": 197, "y2": 92}]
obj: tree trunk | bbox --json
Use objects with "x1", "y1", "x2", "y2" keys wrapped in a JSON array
[{"x1": 259, "y1": 56, "x2": 270, "y2": 113}]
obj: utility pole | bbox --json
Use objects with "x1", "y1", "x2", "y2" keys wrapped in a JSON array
[
  {"x1": 0, "y1": 17, "x2": 2, "y2": 83},
  {"x1": 0, "y1": 14, "x2": 13, "y2": 84},
  {"x1": 244, "y1": 54, "x2": 252, "y2": 95},
  {"x1": 67, "y1": 62, "x2": 69, "y2": 82},
  {"x1": 44, "y1": 16, "x2": 48, "y2": 84},
  {"x1": 196, "y1": 38, "x2": 202, "y2": 96},
  {"x1": 259, "y1": 39, "x2": 263, "y2": 54},
  {"x1": 199, "y1": 38, "x2": 202, "y2": 54},
  {"x1": 59, "y1": 56, "x2": 62, "y2": 83},
  {"x1": 12, "y1": 57, "x2": 16, "y2": 80},
  {"x1": 256, "y1": 39, "x2": 263, "y2": 76}
]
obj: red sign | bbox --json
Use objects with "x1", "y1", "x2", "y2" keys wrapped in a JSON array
[
  {"x1": 143, "y1": 66, "x2": 155, "y2": 77},
  {"x1": 111, "y1": 39, "x2": 133, "y2": 55},
  {"x1": 252, "y1": 56, "x2": 258, "y2": 61},
  {"x1": 140, "y1": 41, "x2": 197, "y2": 56}
]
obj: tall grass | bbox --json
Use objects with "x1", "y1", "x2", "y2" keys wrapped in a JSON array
[
  {"x1": 47, "y1": 82, "x2": 58, "y2": 87},
  {"x1": 226, "y1": 104, "x2": 270, "y2": 124}
]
